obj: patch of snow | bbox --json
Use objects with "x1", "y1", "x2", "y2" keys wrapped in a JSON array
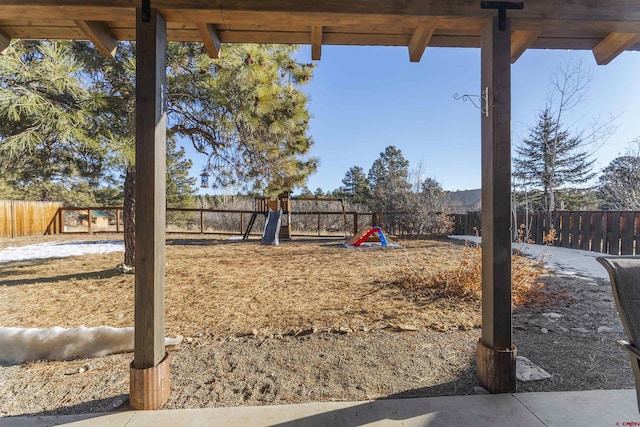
[
  {"x1": 0, "y1": 240, "x2": 124, "y2": 264},
  {"x1": 0, "y1": 326, "x2": 182, "y2": 365}
]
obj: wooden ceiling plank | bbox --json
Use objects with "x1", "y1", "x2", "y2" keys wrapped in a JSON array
[
  {"x1": 196, "y1": 23, "x2": 221, "y2": 58},
  {"x1": 0, "y1": 28, "x2": 11, "y2": 54},
  {"x1": 593, "y1": 32, "x2": 640, "y2": 65},
  {"x1": 311, "y1": 25, "x2": 322, "y2": 60},
  {"x1": 510, "y1": 30, "x2": 539, "y2": 63},
  {"x1": 74, "y1": 20, "x2": 117, "y2": 57}
]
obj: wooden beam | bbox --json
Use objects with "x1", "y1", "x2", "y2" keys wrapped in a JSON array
[
  {"x1": 408, "y1": 23, "x2": 434, "y2": 62},
  {"x1": 74, "y1": 20, "x2": 117, "y2": 57},
  {"x1": 0, "y1": 1, "x2": 639, "y2": 56},
  {"x1": 510, "y1": 30, "x2": 538, "y2": 63},
  {"x1": 196, "y1": 23, "x2": 221, "y2": 58},
  {"x1": 0, "y1": 28, "x2": 10, "y2": 54},
  {"x1": 478, "y1": 15, "x2": 516, "y2": 394},
  {"x1": 593, "y1": 32, "x2": 640, "y2": 65},
  {"x1": 2, "y1": 0, "x2": 640, "y2": 22},
  {"x1": 160, "y1": 1, "x2": 640, "y2": 23},
  {"x1": 311, "y1": 25, "x2": 322, "y2": 60}
]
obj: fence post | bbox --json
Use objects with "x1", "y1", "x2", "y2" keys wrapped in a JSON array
[
  {"x1": 580, "y1": 212, "x2": 591, "y2": 251},
  {"x1": 353, "y1": 213, "x2": 358, "y2": 235},
  {"x1": 317, "y1": 213, "x2": 321, "y2": 236},
  {"x1": 621, "y1": 212, "x2": 634, "y2": 255},
  {"x1": 87, "y1": 209, "x2": 93, "y2": 234},
  {"x1": 592, "y1": 212, "x2": 603, "y2": 253},
  {"x1": 116, "y1": 208, "x2": 121, "y2": 233},
  {"x1": 607, "y1": 211, "x2": 621, "y2": 255},
  {"x1": 240, "y1": 212, "x2": 244, "y2": 235},
  {"x1": 635, "y1": 213, "x2": 640, "y2": 256},
  {"x1": 200, "y1": 208, "x2": 204, "y2": 234}
]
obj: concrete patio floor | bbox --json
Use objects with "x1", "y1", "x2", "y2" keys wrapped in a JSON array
[{"x1": 1, "y1": 389, "x2": 638, "y2": 427}]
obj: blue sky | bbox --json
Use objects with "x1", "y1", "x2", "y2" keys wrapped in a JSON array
[{"x1": 190, "y1": 45, "x2": 640, "y2": 194}]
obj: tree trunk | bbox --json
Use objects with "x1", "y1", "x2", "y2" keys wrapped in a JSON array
[{"x1": 123, "y1": 168, "x2": 136, "y2": 267}]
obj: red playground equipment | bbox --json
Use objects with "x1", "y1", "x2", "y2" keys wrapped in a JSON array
[{"x1": 346, "y1": 226, "x2": 389, "y2": 247}]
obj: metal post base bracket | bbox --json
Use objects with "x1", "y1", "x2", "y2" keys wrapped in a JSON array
[
  {"x1": 130, "y1": 353, "x2": 170, "y2": 410},
  {"x1": 477, "y1": 339, "x2": 517, "y2": 393}
]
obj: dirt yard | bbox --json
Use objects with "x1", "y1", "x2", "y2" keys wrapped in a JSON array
[{"x1": 0, "y1": 234, "x2": 633, "y2": 417}]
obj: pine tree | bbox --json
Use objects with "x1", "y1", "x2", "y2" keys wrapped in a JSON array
[
  {"x1": 167, "y1": 43, "x2": 317, "y2": 197},
  {"x1": 73, "y1": 41, "x2": 138, "y2": 265},
  {"x1": 365, "y1": 146, "x2": 411, "y2": 233},
  {"x1": 512, "y1": 61, "x2": 614, "y2": 229},
  {"x1": 1, "y1": 41, "x2": 317, "y2": 266},
  {"x1": 514, "y1": 107, "x2": 595, "y2": 224},
  {"x1": 339, "y1": 166, "x2": 371, "y2": 206},
  {"x1": 0, "y1": 41, "x2": 104, "y2": 203},
  {"x1": 166, "y1": 138, "x2": 197, "y2": 208},
  {"x1": 367, "y1": 145, "x2": 411, "y2": 213}
]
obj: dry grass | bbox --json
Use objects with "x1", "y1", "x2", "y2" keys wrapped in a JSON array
[
  {"x1": 390, "y1": 241, "x2": 558, "y2": 309},
  {"x1": 0, "y1": 234, "x2": 556, "y2": 338}
]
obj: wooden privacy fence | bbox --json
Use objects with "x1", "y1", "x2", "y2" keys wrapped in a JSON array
[
  {"x1": 0, "y1": 200, "x2": 63, "y2": 238},
  {"x1": 453, "y1": 210, "x2": 640, "y2": 255},
  {"x1": 452, "y1": 212, "x2": 481, "y2": 236}
]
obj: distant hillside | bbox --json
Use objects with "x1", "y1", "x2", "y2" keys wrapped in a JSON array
[{"x1": 446, "y1": 189, "x2": 481, "y2": 213}]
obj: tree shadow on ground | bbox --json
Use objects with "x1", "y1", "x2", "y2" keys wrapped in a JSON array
[
  {"x1": 0, "y1": 268, "x2": 121, "y2": 287},
  {"x1": 166, "y1": 237, "x2": 249, "y2": 246},
  {"x1": 165, "y1": 236, "x2": 344, "y2": 246}
]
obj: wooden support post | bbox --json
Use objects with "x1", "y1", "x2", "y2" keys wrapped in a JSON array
[
  {"x1": 353, "y1": 213, "x2": 358, "y2": 235},
  {"x1": 87, "y1": 209, "x2": 93, "y2": 234},
  {"x1": 131, "y1": 6, "x2": 169, "y2": 410},
  {"x1": 116, "y1": 208, "x2": 121, "y2": 233},
  {"x1": 477, "y1": 15, "x2": 516, "y2": 394},
  {"x1": 200, "y1": 208, "x2": 204, "y2": 234},
  {"x1": 240, "y1": 212, "x2": 244, "y2": 235}
]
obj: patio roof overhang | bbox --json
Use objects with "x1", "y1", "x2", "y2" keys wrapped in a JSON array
[{"x1": 0, "y1": 1, "x2": 639, "y2": 63}]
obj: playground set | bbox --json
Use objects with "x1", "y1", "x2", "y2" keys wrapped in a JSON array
[
  {"x1": 242, "y1": 192, "x2": 348, "y2": 243},
  {"x1": 237, "y1": 192, "x2": 394, "y2": 247}
]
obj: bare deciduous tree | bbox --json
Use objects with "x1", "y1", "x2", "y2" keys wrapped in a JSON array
[
  {"x1": 513, "y1": 61, "x2": 616, "y2": 231},
  {"x1": 598, "y1": 138, "x2": 640, "y2": 210}
]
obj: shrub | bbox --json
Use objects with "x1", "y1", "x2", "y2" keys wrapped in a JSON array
[{"x1": 391, "y1": 241, "x2": 553, "y2": 306}]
